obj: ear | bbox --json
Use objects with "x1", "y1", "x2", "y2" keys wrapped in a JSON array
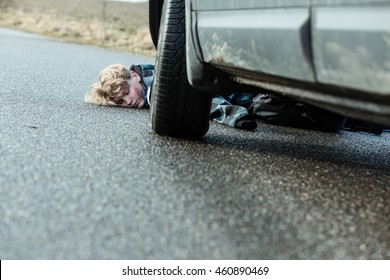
[{"x1": 130, "y1": 70, "x2": 141, "y2": 81}]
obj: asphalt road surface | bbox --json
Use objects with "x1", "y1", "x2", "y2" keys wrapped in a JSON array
[{"x1": 0, "y1": 28, "x2": 389, "y2": 259}]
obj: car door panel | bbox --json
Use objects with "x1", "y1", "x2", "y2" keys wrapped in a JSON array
[
  {"x1": 192, "y1": 0, "x2": 308, "y2": 10},
  {"x1": 196, "y1": 8, "x2": 315, "y2": 82},
  {"x1": 312, "y1": 6, "x2": 390, "y2": 94},
  {"x1": 314, "y1": 0, "x2": 390, "y2": 5}
]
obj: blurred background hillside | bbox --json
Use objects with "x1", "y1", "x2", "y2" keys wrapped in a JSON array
[{"x1": 0, "y1": 0, "x2": 155, "y2": 56}]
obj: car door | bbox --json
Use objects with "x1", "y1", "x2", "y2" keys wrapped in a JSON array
[
  {"x1": 193, "y1": 0, "x2": 316, "y2": 82},
  {"x1": 312, "y1": 0, "x2": 390, "y2": 94}
]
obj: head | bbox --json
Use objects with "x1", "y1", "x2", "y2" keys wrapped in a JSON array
[{"x1": 85, "y1": 64, "x2": 145, "y2": 108}]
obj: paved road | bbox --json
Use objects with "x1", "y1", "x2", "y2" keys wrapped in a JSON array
[{"x1": 0, "y1": 28, "x2": 389, "y2": 259}]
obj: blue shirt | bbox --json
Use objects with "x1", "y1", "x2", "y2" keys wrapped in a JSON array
[{"x1": 142, "y1": 75, "x2": 153, "y2": 108}]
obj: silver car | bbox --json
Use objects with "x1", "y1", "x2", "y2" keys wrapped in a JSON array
[{"x1": 149, "y1": 0, "x2": 390, "y2": 138}]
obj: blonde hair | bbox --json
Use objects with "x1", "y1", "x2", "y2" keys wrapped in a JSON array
[{"x1": 85, "y1": 64, "x2": 130, "y2": 105}]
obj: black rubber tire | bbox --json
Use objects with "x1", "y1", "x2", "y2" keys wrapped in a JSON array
[
  {"x1": 148, "y1": 0, "x2": 164, "y2": 48},
  {"x1": 150, "y1": 0, "x2": 211, "y2": 138}
]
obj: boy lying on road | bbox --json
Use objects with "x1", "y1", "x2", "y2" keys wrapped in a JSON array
[{"x1": 85, "y1": 64, "x2": 385, "y2": 134}]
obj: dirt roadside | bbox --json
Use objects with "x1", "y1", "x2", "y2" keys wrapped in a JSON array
[{"x1": 0, "y1": 0, "x2": 156, "y2": 57}]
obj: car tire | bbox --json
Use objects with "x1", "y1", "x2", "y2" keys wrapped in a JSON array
[
  {"x1": 148, "y1": 0, "x2": 164, "y2": 48},
  {"x1": 150, "y1": 0, "x2": 211, "y2": 138}
]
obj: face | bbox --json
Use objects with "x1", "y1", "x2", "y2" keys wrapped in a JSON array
[{"x1": 113, "y1": 71, "x2": 144, "y2": 108}]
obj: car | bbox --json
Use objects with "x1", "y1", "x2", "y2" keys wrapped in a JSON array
[{"x1": 148, "y1": 0, "x2": 390, "y2": 138}]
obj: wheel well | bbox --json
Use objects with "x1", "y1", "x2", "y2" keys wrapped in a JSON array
[{"x1": 149, "y1": 0, "x2": 165, "y2": 48}]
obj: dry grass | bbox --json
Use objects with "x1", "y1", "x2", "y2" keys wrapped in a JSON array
[{"x1": 0, "y1": 0, "x2": 156, "y2": 57}]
